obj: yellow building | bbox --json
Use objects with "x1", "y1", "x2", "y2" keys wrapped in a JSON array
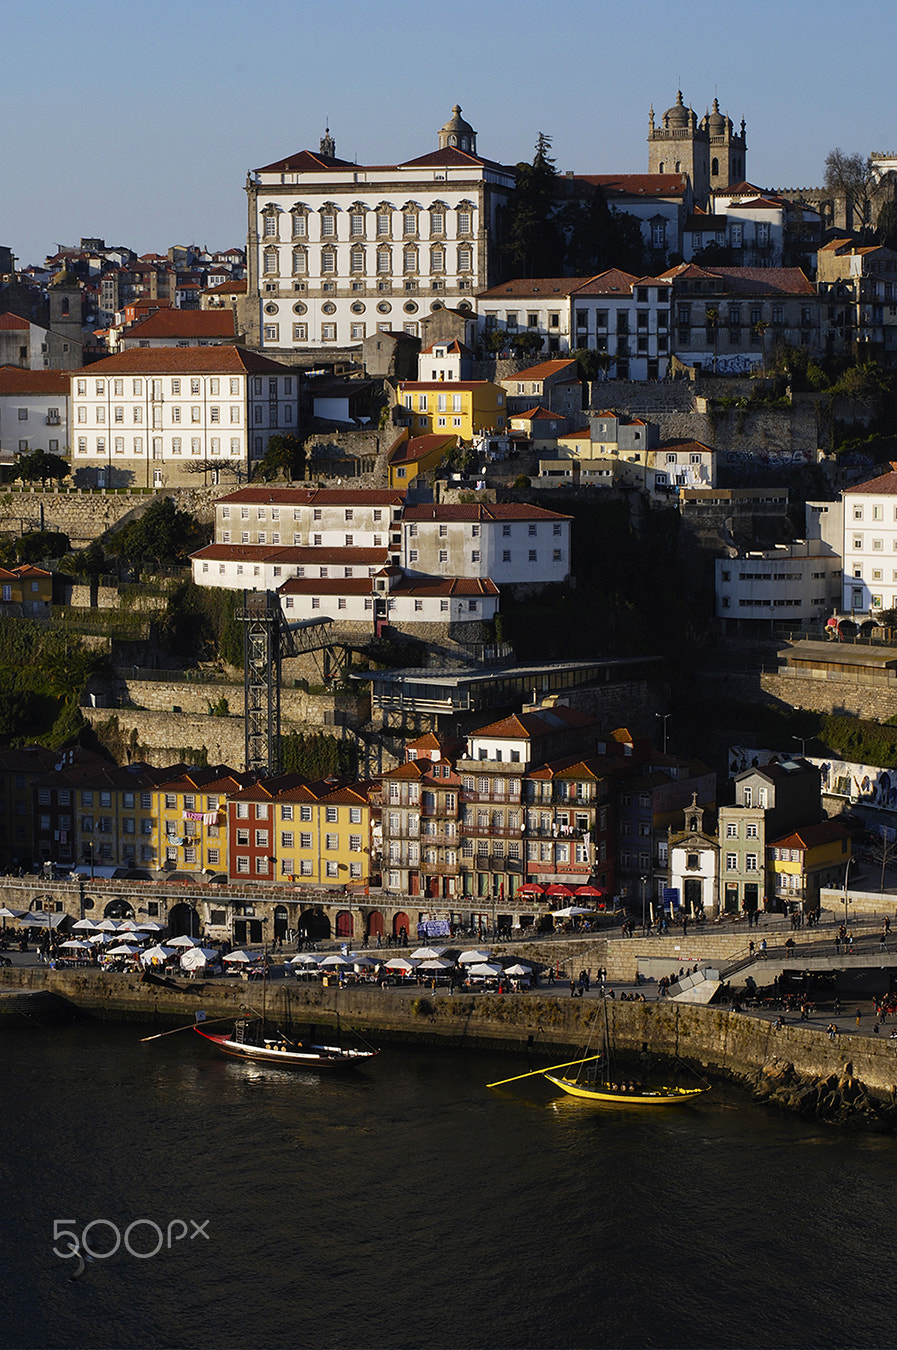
[
  {"x1": 226, "y1": 775, "x2": 373, "y2": 887},
  {"x1": 394, "y1": 380, "x2": 506, "y2": 438},
  {"x1": 388, "y1": 431, "x2": 458, "y2": 489},
  {"x1": 0, "y1": 565, "x2": 53, "y2": 614},
  {"x1": 155, "y1": 765, "x2": 250, "y2": 877},
  {"x1": 767, "y1": 820, "x2": 851, "y2": 911}
]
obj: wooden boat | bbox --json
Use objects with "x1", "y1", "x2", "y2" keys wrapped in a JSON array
[
  {"x1": 542, "y1": 1074, "x2": 707, "y2": 1104},
  {"x1": 194, "y1": 1019, "x2": 378, "y2": 1069},
  {"x1": 488, "y1": 999, "x2": 710, "y2": 1105}
]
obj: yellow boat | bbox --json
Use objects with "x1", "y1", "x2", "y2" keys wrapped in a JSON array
[{"x1": 542, "y1": 1074, "x2": 708, "y2": 1104}]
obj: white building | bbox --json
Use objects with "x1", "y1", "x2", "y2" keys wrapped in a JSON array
[
  {"x1": 400, "y1": 503, "x2": 571, "y2": 586},
  {"x1": 0, "y1": 368, "x2": 69, "y2": 464},
  {"x1": 192, "y1": 544, "x2": 389, "y2": 590},
  {"x1": 842, "y1": 470, "x2": 897, "y2": 613},
  {"x1": 278, "y1": 571, "x2": 499, "y2": 627},
  {"x1": 210, "y1": 487, "x2": 405, "y2": 548},
  {"x1": 246, "y1": 107, "x2": 515, "y2": 354},
  {"x1": 716, "y1": 542, "x2": 843, "y2": 629},
  {"x1": 69, "y1": 347, "x2": 299, "y2": 487},
  {"x1": 417, "y1": 339, "x2": 474, "y2": 382}
]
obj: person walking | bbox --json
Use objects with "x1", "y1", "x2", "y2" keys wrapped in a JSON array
[
  {"x1": 760, "y1": 938, "x2": 768, "y2": 959},
  {"x1": 856, "y1": 1007, "x2": 862, "y2": 1028}
]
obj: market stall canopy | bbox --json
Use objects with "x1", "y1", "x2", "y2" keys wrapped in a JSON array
[
  {"x1": 550, "y1": 905, "x2": 595, "y2": 918},
  {"x1": 60, "y1": 939, "x2": 92, "y2": 951},
  {"x1": 383, "y1": 957, "x2": 419, "y2": 972},
  {"x1": 167, "y1": 935, "x2": 203, "y2": 948},
  {"x1": 410, "y1": 946, "x2": 448, "y2": 960},
  {"x1": 181, "y1": 947, "x2": 219, "y2": 968},
  {"x1": 141, "y1": 945, "x2": 177, "y2": 963},
  {"x1": 468, "y1": 962, "x2": 503, "y2": 977},
  {"x1": 458, "y1": 950, "x2": 493, "y2": 965},
  {"x1": 516, "y1": 883, "x2": 545, "y2": 896},
  {"x1": 107, "y1": 943, "x2": 142, "y2": 956},
  {"x1": 504, "y1": 963, "x2": 532, "y2": 976},
  {"x1": 545, "y1": 884, "x2": 575, "y2": 898},
  {"x1": 418, "y1": 958, "x2": 454, "y2": 971},
  {"x1": 222, "y1": 949, "x2": 260, "y2": 964}
]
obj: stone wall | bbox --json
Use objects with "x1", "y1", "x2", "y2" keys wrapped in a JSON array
[{"x1": 0, "y1": 485, "x2": 226, "y2": 546}]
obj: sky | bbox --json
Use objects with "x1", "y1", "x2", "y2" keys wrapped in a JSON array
[{"x1": 3, "y1": 0, "x2": 896, "y2": 267}]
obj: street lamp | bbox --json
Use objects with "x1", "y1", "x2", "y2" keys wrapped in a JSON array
[
  {"x1": 791, "y1": 735, "x2": 809, "y2": 759},
  {"x1": 656, "y1": 713, "x2": 671, "y2": 755},
  {"x1": 640, "y1": 874, "x2": 648, "y2": 934},
  {"x1": 843, "y1": 854, "x2": 856, "y2": 929}
]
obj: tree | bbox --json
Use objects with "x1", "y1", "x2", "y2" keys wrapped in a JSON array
[
  {"x1": 824, "y1": 149, "x2": 876, "y2": 235},
  {"x1": 503, "y1": 133, "x2": 564, "y2": 278},
  {"x1": 508, "y1": 330, "x2": 544, "y2": 359},
  {"x1": 252, "y1": 434, "x2": 308, "y2": 482},
  {"x1": 15, "y1": 531, "x2": 69, "y2": 563},
  {"x1": 106, "y1": 497, "x2": 208, "y2": 569},
  {"x1": 560, "y1": 185, "x2": 648, "y2": 277},
  {"x1": 571, "y1": 348, "x2": 612, "y2": 382},
  {"x1": 13, "y1": 448, "x2": 69, "y2": 484},
  {"x1": 868, "y1": 826, "x2": 897, "y2": 893}
]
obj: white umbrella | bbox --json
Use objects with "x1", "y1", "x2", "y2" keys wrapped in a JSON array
[
  {"x1": 21, "y1": 912, "x2": 50, "y2": 925},
  {"x1": 222, "y1": 949, "x2": 258, "y2": 965},
  {"x1": 468, "y1": 962, "x2": 503, "y2": 977},
  {"x1": 60, "y1": 940, "x2": 92, "y2": 951},
  {"x1": 138, "y1": 921, "x2": 165, "y2": 932},
  {"x1": 352, "y1": 956, "x2": 378, "y2": 968},
  {"x1": 167, "y1": 934, "x2": 203, "y2": 948},
  {"x1": 0, "y1": 907, "x2": 22, "y2": 919},
  {"x1": 505, "y1": 963, "x2": 532, "y2": 976},
  {"x1": 142, "y1": 944, "x2": 177, "y2": 963},
  {"x1": 550, "y1": 905, "x2": 594, "y2": 919},
  {"x1": 117, "y1": 920, "x2": 142, "y2": 931},
  {"x1": 411, "y1": 946, "x2": 448, "y2": 960},
  {"x1": 320, "y1": 953, "x2": 352, "y2": 967},
  {"x1": 384, "y1": 957, "x2": 419, "y2": 972},
  {"x1": 97, "y1": 920, "x2": 122, "y2": 932},
  {"x1": 72, "y1": 918, "x2": 99, "y2": 931},
  {"x1": 289, "y1": 952, "x2": 321, "y2": 966},
  {"x1": 88, "y1": 933, "x2": 113, "y2": 945},
  {"x1": 418, "y1": 958, "x2": 454, "y2": 971},
  {"x1": 181, "y1": 947, "x2": 218, "y2": 969},
  {"x1": 107, "y1": 943, "x2": 142, "y2": 956},
  {"x1": 459, "y1": 950, "x2": 493, "y2": 965}
]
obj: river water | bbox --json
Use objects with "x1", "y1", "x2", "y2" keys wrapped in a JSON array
[{"x1": 0, "y1": 1021, "x2": 892, "y2": 1350}]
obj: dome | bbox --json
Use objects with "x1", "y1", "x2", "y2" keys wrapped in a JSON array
[
  {"x1": 707, "y1": 98, "x2": 727, "y2": 135},
  {"x1": 664, "y1": 91, "x2": 691, "y2": 128},
  {"x1": 440, "y1": 104, "x2": 475, "y2": 138}
]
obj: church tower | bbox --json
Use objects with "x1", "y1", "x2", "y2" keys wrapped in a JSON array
[{"x1": 648, "y1": 92, "x2": 747, "y2": 207}]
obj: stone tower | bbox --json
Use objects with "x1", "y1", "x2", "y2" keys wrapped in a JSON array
[
  {"x1": 319, "y1": 126, "x2": 336, "y2": 159},
  {"x1": 438, "y1": 105, "x2": 477, "y2": 155},
  {"x1": 648, "y1": 93, "x2": 746, "y2": 207}
]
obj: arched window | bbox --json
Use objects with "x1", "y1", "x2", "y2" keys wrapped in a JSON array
[
  {"x1": 659, "y1": 161, "x2": 665, "y2": 173},
  {"x1": 61, "y1": 297, "x2": 70, "y2": 315},
  {"x1": 711, "y1": 157, "x2": 719, "y2": 177}
]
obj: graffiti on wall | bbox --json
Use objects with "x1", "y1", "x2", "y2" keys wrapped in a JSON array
[{"x1": 729, "y1": 746, "x2": 897, "y2": 811}]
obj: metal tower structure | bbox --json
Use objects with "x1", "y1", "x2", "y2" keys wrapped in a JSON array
[{"x1": 238, "y1": 590, "x2": 349, "y2": 776}]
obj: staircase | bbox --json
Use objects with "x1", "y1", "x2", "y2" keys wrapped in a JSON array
[{"x1": 667, "y1": 966, "x2": 722, "y2": 1004}]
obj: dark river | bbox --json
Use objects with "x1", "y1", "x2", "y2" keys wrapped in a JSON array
[{"x1": 0, "y1": 1021, "x2": 892, "y2": 1350}]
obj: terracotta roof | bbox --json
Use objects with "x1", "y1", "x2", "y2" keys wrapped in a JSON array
[
  {"x1": 278, "y1": 577, "x2": 375, "y2": 596},
  {"x1": 402, "y1": 502, "x2": 571, "y2": 523},
  {"x1": 657, "y1": 439, "x2": 714, "y2": 454},
  {"x1": 419, "y1": 339, "x2": 470, "y2": 355},
  {"x1": 216, "y1": 487, "x2": 405, "y2": 506},
  {"x1": 123, "y1": 310, "x2": 236, "y2": 339},
  {"x1": 76, "y1": 345, "x2": 293, "y2": 376},
  {"x1": 0, "y1": 366, "x2": 69, "y2": 395},
  {"x1": 157, "y1": 765, "x2": 253, "y2": 793},
  {"x1": 769, "y1": 820, "x2": 851, "y2": 851},
  {"x1": 388, "y1": 434, "x2": 456, "y2": 466},
  {"x1": 478, "y1": 277, "x2": 586, "y2": 300},
  {"x1": 513, "y1": 405, "x2": 560, "y2": 422},
  {"x1": 573, "y1": 174, "x2": 687, "y2": 197},
  {"x1": 277, "y1": 574, "x2": 497, "y2": 598},
  {"x1": 204, "y1": 280, "x2": 247, "y2": 295},
  {"x1": 843, "y1": 470, "x2": 897, "y2": 495},
  {"x1": 507, "y1": 359, "x2": 579, "y2": 381},
  {"x1": 192, "y1": 544, "x2": 389, "y2": 565},
  {"x1": 471, "y1": 707, "x2": 597, "y2": 740},
  {"x1": 399, "y1": 147, "x2": 486, "y2": 169},
  {"x1": 0, "y1": 313, "x2": 31, "y2": 330},
  {"x1": 391, "y1": 576, "x2": 498, "y2": 597},
  {"x1": 397, "y1": 380, "x2": 497, "y2": 392},
  {"x1": 662, "y1": 264, "x2": 815, "y2": 296},
  {"x1": 255, "y1": 149, "x2": 363, "y2": 173},
  {"x1": 228, "y1": 773, "x2": 332, "y2": 803}
]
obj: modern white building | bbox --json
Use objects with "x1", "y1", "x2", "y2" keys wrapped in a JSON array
[
  {"x1": 69, "y1": 347, "x2": 299, "y2": 487},
  {"x1": 246, "y1": 107, "x2": 515, "y2": 355},
  {"x1": 842, "y1": 470, "x2": 897, "y2": 613},
  {"x1": 716, "y1": 543, "x2": 843, "y2": 629}
]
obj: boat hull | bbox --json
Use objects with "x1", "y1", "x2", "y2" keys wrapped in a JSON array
[
  {"x1": 543, "y1": 1074, "x2": 708, "y2": 1104},
  {"x1": 194, "y1": 1027, "x2": 377, "y2": 1069}
]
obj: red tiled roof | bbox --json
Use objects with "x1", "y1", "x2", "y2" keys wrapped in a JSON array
[
  {"x1": 573, "y1": 174, "x2": 687, "y2": 197},
  {"x1": 278, "y1": 577, "x2": 375, "y2": 596},
  {"x1": 216, "y1": 487, "x2": 405, "y2": 506},
  {"x1": 769, "y1": 820, "x2": 851, "y2": 851},
  {"x1": 0, "y1": 313, "x2": 31, "y2": 330},
  {"x1": 471, "y1": 707, "x2": 597, "y2": 739},
  {"x1": 399, "y1": 147, "x2": 486, "y2": 169},
  {"x1": 402, "y1": 502, "x2": 571, "y2": 522},
  {"x1": 513, "y1": 405, "x2": 559, "y2": 421},
  {"x1": 77, "y1": 346, "x2": 293, "y2": 376},
  {"x1": 478, "y1": 277, "x2": 586, "y2": 299},
  {"x1": 0, "y1": 366, "x2": 69, "y2": 395},
  {"x1": 192, "y1": 544, "x2": 389, "y2": 565},
  {"x1": 389, "y1": 434, "x2": 456, "y2": 466},
  {"x1": 419, "y1": 339, "x2": 470, "y2": 355},
  {"x1": 507, "y1": 359, "x2": 579, "y2": 381},
  {"x1": 397, "y1": 380, "x2": 496, "y2": 391},
  {"x1": 204, "y1": 280, "x2": 247, "y2": 295},
  {"x1": 662, "y1": 264, "x2": 815, "y2": 296},
  {"x1": 844, "y1": 470, "x2": 897, "y2": 495},
  {"x1": 392, "y1": 576, "x2": 498, "y2": 597},
  {"x1": 255, "y1": 149, "x2": 363, "y2": 173},
  {"x1": 123, "y1": 310, "x2": 236, "y2": 339}
]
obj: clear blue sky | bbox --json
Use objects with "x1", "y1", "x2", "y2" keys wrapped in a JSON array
[{"x1": 4, "y1": 0, "x2": 894, "y2": 267}]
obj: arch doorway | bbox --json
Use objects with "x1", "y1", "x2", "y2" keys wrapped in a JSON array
[
  {"x1": 298, "y1": 908, "x2": 331, "y2": 942},
  {"x1": 366, "y1": 910, "x2": 384, "y2": 939},
  {"x1": 168, "y1": 902, "x2": 200, "y2": 937},
  {"x1": 104, "y1": 898, "x2": 135, "y2": 921},
  {"x1": 273, "y1": 905, "x2": 289, "y2": 941},
  {"x1": 335, "y1": 910, "x2": 354, "y2": 938},
  {"x1": 393, "y1": 911, "x2": 410, "y2": 942}
]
